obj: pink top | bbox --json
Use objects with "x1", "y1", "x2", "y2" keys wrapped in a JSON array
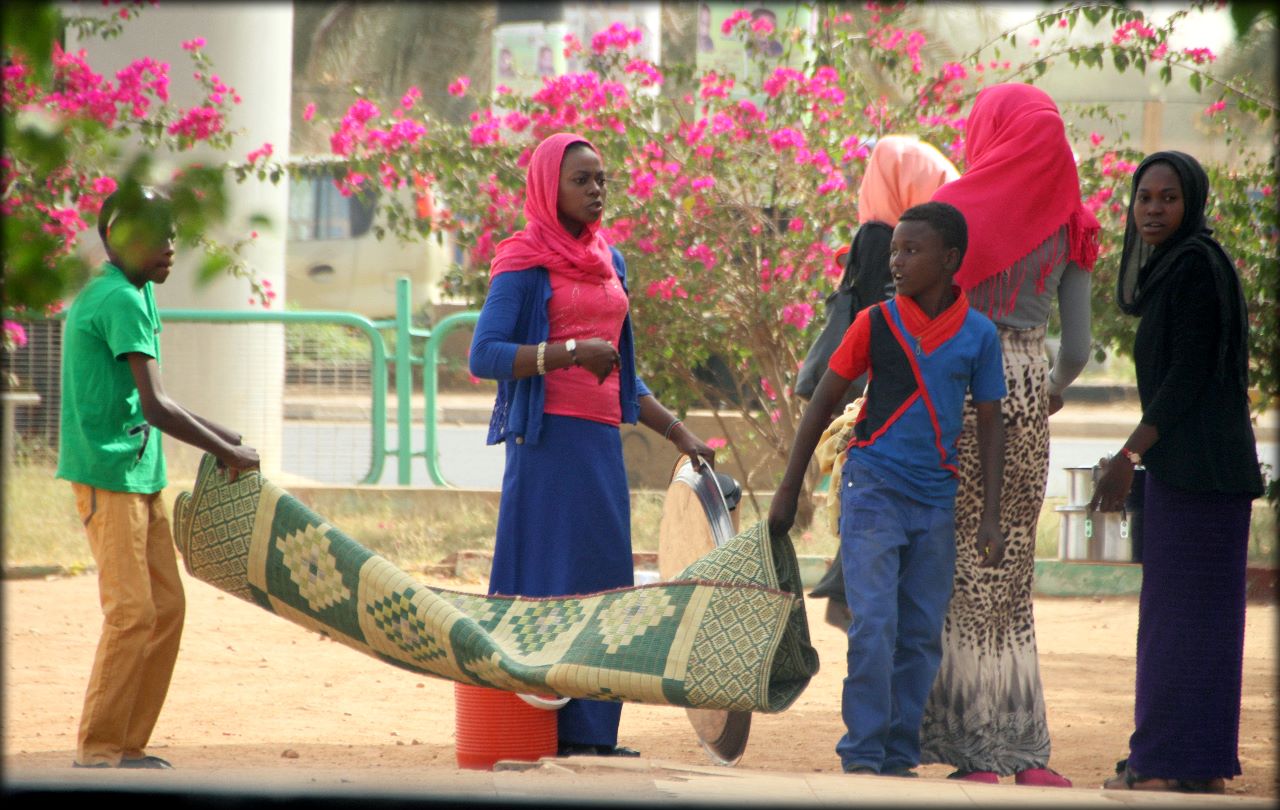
[{"x1": 543, "y1": 270, "x2": 629, "y2": 424}]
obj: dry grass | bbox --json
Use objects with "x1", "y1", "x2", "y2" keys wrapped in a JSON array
[{"x1": 4, "y1": 461, "x2": 1274, "y2": 572}]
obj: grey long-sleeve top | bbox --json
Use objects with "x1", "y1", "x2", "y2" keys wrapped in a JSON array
[{"x1": 965, "y1": 226, "x2": 1092, "y2": 398}]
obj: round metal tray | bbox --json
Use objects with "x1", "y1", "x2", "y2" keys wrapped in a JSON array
[{"x1": 657, "y1": 456, "x2": 751, "y2": 767}]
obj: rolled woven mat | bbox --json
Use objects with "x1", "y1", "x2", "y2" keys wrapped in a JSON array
[{"x1": 173, "y1": 455, "x2": 818, "y2": 712}]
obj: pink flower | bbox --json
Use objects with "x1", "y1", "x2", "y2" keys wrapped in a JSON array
[
  {"x1": 760, "y1": 377, "x2": 777, "y2": 400},
  {"x1": 721, "y1": 9, "x2": 752, "y2": 35},
  {"x1": 591, "y1": 22, "x2": 643, "y2": 54},
  {"x1": 1090, "y1": 132, "x2": 1104, "y2": 147},
  {"x1": 401, "y1": 86, "x2": 421, "y2": 109},
  {"x1": 788, "y1": 217, "x2": 804, "y2": 232},
  {"x1": 1262, "y1": 186, "x2": 1273, "y2": 197},
  {"x1": 167, "y1": 105, "x2": 223, "y2": 140},
  {"x1": 769, "y1": 409, "x2": 781, "y2": 424},
  {"x1": 1182, "y1": 47, "x2": 1216, "y2": 64},
  {"x1": 447, "y1": 75, "x2": 470, "y2": 97},
  {"x1": 1112, "y1": 20, "x2": 1156, "y2": 45},
  {"x1": 1203, "y1": 99, "x2": 1226, "y2": 117},
  {"x1": 245, "y1": 141, "x2": 273, "y2": 164},
  {"x1": 750, "y1": 17, "x2": 774, "y2": 35},
  {"x1": 645, "y1": 275, "x2": 688, "y2": 301},
  {"x1": 91, "y1": 176, "x2": 117, "y2": 196},
  {"x1": 563, "y1": 33, "x2": 584, "y2": 59},
  {"x1": 691, "y1": 176, "x2": 716, "y2": 191},
  {"x1": 706, "y1": 437, "x2": 728, "y2": 450},
  {"x1": 768, "y1": 127, "x2": 806, "y2": 152},
  {"x1": 624, "y1": 59, "x2": 664, "y2": 87},
  {"x1": 781, "y1": 302, "x2": 815, "y2": 331},
  {"x1": 1151, "y1": 42, "x2": 1168, "y2": 59},
  {"x1": 181, "y1": 37, "x2": 206, "y2": 51},
  {"x1": 3, "y1": 320, "x2": 28, "y2": 349},
  {"x1": 303, "y1": 102, "x2": 316, "y2": 121},
  {"x1": 684, "y1": 243, "x2": 717, "y2": 270}
]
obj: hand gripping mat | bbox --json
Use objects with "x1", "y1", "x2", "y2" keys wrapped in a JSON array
[{"x1": 173, "y1": 455, "x2": 818, "y2": 712}]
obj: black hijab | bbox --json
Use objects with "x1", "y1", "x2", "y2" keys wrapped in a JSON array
[{"x1": 1116, "y1": 150, "x2": 1249, "y2": 387}]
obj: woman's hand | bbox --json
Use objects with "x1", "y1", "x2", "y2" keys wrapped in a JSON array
[
  {"x1": 1088, "y1": 455, "x2": 1133, "y2": 513},
  {"x1": 1047, "y1": 393, "x2": 1065, "y2": 415},
  {"x1": 975, "y1": 517, "x2": 1006, "y2": 567},
  {"x1": 575, "y1": 338, "x2": 620, "y2": 384},
  {"x1": 670, "y1": 423, "x2": 715, "y2": 470}
]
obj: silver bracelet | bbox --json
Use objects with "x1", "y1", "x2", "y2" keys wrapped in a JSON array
[
  {"x1": 663, "y1": 418, "x2": 682, "y2": 440},
  {"x1": 536, "y1": 341, "x2": 547, "y2": 376}
]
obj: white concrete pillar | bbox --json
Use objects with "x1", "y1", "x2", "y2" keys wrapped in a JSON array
[{"x1": 71, "y1": 3, "x2": 292, "y2": 482}]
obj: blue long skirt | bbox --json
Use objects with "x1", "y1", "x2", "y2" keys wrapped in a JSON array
[
  {"x1": 488, "y1": 413, "x2": 633, "y2": 746},
  {"x1": 1128, "y1": 471, "x2": 1253, "y2": 779}
]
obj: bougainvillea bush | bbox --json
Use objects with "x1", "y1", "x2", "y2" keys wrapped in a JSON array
[
  {"x1": 2, "y1": 1, "x2": 270, "y2": 313},
  {"x1": 305, "y1": 3, "x2": 1273, "y2": 495}
]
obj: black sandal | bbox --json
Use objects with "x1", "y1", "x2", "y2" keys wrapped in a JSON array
[{"x1": 1103, "y1": 758, "x2": 1225, "y2": 794}]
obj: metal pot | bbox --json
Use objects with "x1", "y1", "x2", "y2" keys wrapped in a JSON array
[{"x1": 1054, "y1": 465, "x2": 1144, "y2": 563}]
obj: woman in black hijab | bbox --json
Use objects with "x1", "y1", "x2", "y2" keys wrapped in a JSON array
[{"x1": 1091, "y1": 151, "x2": 1263, "y2": 793}]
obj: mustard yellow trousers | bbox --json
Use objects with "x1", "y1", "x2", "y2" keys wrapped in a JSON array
[{"x1": 72, "y1": 483, "x2": 185, "y2": 766}]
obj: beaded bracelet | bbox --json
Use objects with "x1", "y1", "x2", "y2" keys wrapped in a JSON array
[
  {"x1": 662, "y1": 418, "x2": 682, "y2": 440},
  {"x1": 536, "y1": 341, "x2": 547, "y2": 376}
]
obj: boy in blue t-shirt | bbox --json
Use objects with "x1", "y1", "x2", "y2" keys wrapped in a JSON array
[
  {"x1": 57, "y1": 186, "x2": 259, "y2": 769},
  {"x1": 770, "y1": 201, "x2": 1007, "y2": 776}
]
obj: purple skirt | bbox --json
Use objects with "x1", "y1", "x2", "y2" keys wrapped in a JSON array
[{"x1": 1128, "y1": 471, "x2": 1253, "y2": 779}]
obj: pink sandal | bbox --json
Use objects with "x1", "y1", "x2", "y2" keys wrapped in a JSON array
[{"x1": 1016, "y1": 767, "x2": 1072, "y2": 787}]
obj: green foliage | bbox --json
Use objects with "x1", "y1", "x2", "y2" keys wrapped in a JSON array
[
  {"x1": 299, "y1": 2, "x2": 1275, "y2": 502},
  {"x1": 2, "y1": 2, "x2": 270, "y2": 313}
]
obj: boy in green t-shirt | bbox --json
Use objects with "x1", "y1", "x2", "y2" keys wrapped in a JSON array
[{"x1": 57, "y1": 186, "x2": 259, "y2": 769}]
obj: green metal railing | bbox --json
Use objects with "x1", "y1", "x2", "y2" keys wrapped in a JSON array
[
  {"x1": 151, "y1": 309, "x2": 391, "y2": 484},
  {"x1": 25, "y1": 276, "x2": 478, "y2": 487},
  {"x1": 374, "y1": 277, "x2": 481, "y2": 487}
]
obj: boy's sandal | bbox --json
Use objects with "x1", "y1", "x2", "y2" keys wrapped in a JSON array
[{"x1": 1103, "y1": 759, "x2": 1225, "y2": 794}]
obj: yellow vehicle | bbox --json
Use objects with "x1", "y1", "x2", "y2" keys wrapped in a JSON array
[{"x1": 286, "y1": 163, "x2": 450, "y2": 317}]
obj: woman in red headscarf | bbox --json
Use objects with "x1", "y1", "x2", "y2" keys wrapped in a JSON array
[
  {"x1": 918, "y1": 83, "x2": 1100, "y2": 787},
  {"x1": 469, "y1": 133, "x2": 715, "y2": 757}
]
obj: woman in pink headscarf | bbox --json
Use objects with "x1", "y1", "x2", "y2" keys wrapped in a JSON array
[
  {"x1": 919, "y1": 83, "x2": 1099, "y2": 787},
  {"x1": 469, "y1": 133, "x2": 714, "y2": 757}
]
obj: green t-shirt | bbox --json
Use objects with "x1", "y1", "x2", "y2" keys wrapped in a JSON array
[{"x1": 56, "y1": 263, "x2": 167, "y2": 493}]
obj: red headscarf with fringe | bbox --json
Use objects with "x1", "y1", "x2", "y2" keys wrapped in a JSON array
[
  {"x1": 932, "y1": 83, "x2": 1100, "y2": 310},
  {"x1": 489, "y1": 133, "x2": 614, "y2": 283}
]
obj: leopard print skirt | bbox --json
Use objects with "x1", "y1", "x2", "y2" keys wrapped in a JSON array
[{"x1": 919, "y1": 325, "x2": 1053, "y2": 775}]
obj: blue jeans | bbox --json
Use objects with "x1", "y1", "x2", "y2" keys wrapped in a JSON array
[{"x1": 835, "y1": 457, "x2": 956, "y2": 772}]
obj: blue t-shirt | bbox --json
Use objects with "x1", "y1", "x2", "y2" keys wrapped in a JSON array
[{"x1": 829, "y1": 295, "x2": 1005, "y2": 507}]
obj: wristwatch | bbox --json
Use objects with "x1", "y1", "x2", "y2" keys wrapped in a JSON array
[
  {"x1": 565, "y1": 338, "x2": 578, "y2": 365},
  {"x1": 1120, "y1": 448, "x2": 1141, "y2": 465}
]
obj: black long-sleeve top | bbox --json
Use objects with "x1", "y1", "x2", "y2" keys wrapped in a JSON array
[{"x1": 1134, "y1": 252, "x2": 1263, "y2": 496}]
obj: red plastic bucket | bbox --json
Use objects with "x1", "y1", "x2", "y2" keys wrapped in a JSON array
[{"x1": 454, "y1": 682, "x2": 558, "y2": 769}]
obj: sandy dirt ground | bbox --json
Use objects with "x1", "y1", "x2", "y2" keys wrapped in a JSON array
[{"x1": 3, "y1": 570, "x2": 1275, "y2": 799}]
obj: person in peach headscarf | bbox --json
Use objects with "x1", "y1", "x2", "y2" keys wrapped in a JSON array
[
  {"x1": 919, "y1": 82, "x2": 1098, "y2": 788},
  {"x1": 801, "y1": 135, "x2": 960, "y2": 628},
  {"x1": 469, "y1": 133, "x2": 714, "y2": 758}
]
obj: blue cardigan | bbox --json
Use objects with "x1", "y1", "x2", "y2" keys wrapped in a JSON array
[{"x1": 469, "y1": 247, "x2": 652, "y2": 446}]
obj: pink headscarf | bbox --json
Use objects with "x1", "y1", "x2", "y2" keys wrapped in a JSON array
[
  {"x1": 932, "y1": 83, "x2": 1100, "y2": 295},
  {"x1": 489, "y1": 133, "x2": 615, "y2": 282},
  {"x1": 857, "y1": 135, "x2": 960, "y2": 227}
]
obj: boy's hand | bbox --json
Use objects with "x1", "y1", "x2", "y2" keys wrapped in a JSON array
[
  {"x1": 976, "y1": 518, "x2": 1005, "y2": 567},
  {"x1": 217, "y1": 444, "x2": 260, "y2": 482},
  {"x1": 767, "y1": 485, "x2": 799, "y2": 540}
]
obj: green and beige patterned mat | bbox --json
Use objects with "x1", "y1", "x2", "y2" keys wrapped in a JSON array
[{"x1": 174, "y1": 455, "x2": 817, "y2": 712}]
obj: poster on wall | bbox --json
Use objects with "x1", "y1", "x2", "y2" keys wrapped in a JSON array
[
  {"x1": 492, "y1": 21, "x2": 567, "y2": 97},
  {"x1": 492, "y1": 3, "x2": 661, "y2": 97},
  {"x1": 696, "y1": 0, "x2": 815, "y2": 95}
]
